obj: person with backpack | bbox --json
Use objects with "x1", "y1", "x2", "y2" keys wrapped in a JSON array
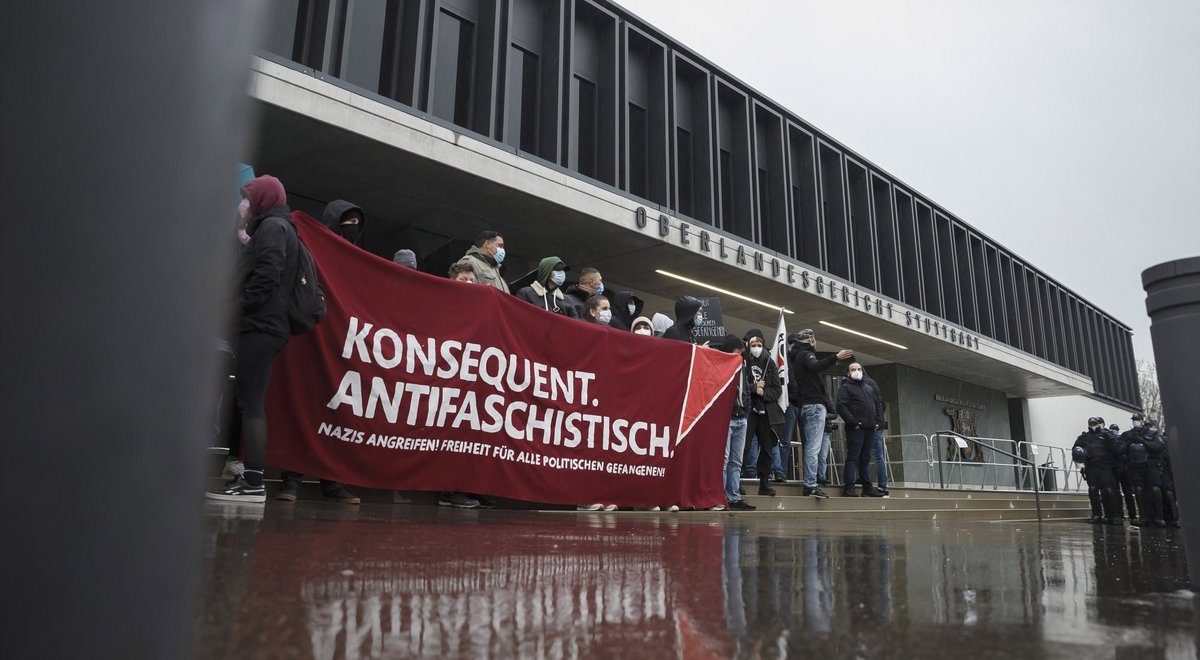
[
  {"x1": 276, "y1": 199, "x2": 365, "y2": 505},
  {"x1": 208, "y1": 175, "x2": 298, "y2": 503}
]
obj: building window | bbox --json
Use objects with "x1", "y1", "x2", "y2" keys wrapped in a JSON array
[
  {"x1": 505, "y1": 45, "x2": 540, "y2": 154},
  {"x1": 628, "y1": 103, "x2": 649, "y2": 198},
  {"x1": 431, "y1": 10, "x2": 475, "y2": 128},
  {"x1": 570, "y1": 75, "x2": 598, "y2": 178},
  {"x1": 676, "y1": 127, "x2": 694, "y2": 217}
]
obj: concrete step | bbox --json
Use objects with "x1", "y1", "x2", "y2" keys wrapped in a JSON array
[{"x1": 740, "y1": 494, "x2": 1087, "y2": 512}]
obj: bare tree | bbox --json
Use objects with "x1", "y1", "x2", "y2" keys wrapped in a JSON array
[{"x1": 1137, "y1": 360, "x2": 1164, "y2": 424}]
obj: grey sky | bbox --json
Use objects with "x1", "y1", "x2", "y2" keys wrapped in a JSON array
[{"x1": 617, "y1": 0, "x2": 1199, "y2": 366}]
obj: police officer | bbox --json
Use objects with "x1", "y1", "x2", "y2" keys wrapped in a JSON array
[
  {"x1": 1145, "y1": 419, "x2": 1181, "y2": 528},
  {"x1": 1114, "y1": 415, "x2": 1144, "y2": 525},
  {"x1": 1073, "y1": 416, "x2": 1122, "y2": 524},
  {"x1": 1122, "y1": 415, "x2": 1152, "y2": 527}
]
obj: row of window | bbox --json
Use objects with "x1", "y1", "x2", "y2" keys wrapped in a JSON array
[{"x1": 259, "y1": 0, "x2": 1139, "y2": 408}]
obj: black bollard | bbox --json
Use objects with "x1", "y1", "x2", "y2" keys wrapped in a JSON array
[
  {"x1": 1, "y1": 2, "x2": 265, "y2": 656},
  {"x1": 1142, "y1": 257, "x2": 1200, "y2": 586}
]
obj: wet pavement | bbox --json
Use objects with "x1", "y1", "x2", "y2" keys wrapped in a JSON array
[{"x1": 196, "y1": 501, "x2": 1197, "y2": 659}]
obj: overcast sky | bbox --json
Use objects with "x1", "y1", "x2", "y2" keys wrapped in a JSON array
[{"x1": 617, "y1": 0, "x2": 1199, "y2": 365}]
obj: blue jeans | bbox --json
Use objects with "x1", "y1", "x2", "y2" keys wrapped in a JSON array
[
  {"x1": 872, "y1": 428, "x2": 888, "y2": 490},
  {"x1": 843, "y1": 427, "x2": 873, "y2": 491},
  {"x1": 819, "y1": 431, "x2": 831, "y2": 482},
  {"x1": 725, "y1": 416, "x2": 747, "y2": 503},
  {"x1": 800, "y1": 404, "x2": 827, "y2": 487}
]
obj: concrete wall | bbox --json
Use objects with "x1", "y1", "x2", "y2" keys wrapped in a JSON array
[{"x1": 1027, "y1": 395, "x2": 1137, "y2": 454}]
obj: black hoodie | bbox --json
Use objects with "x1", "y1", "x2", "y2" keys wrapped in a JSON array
[
  {"x1": 662, "y1": 297, "x2": 703, "y2": 344},
  {"x1": 321, "y1": 199, "x2": 367, "y2": 246},
  {"x1": 609, "y1": 291, "x2": 644, "y2": 331}
]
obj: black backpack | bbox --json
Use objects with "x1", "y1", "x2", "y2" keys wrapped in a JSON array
[{"x1": 287, "y1": 229, "x2": 326, "y2": 334}]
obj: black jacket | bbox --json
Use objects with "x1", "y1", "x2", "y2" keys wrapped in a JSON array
[
  {"x1": 238, "y1": 206, "x2": 297, "y2": 338},
  {"x1": 609, "y1": 291, "x2": 644, "y2": 332},
  {"x1": 742, "y1": 329, "x2": 785, "y2": 426},
  {"x1": 792, "y1": 344, "x2": 840, "y2": 406},
  {"x1": 320, "y1": 199, "x2": 366, "y2": 246},
  {"x1": 1073, "y1": 429, "x2": 1119, "y2": 470},
  {"x1": 662, "y1": 297, "x2": 702, "y2": 344},
  {"x1": 836, "y1": 377, "x2": 884, "y2": 429}
]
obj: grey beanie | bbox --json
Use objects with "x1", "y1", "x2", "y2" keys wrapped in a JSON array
[
  {"x1": 393, "y1": 249, "x2": 418, "y2": 269},
  {"x1": 796, "y1": 328, "x2": 816, "y2": 345}
]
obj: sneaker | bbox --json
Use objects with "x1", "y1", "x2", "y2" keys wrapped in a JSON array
[
  {"x1": 577, "y1": 503, "x2": 604, "y2": 511},
  {"x1": 668, "y1": 505, "x2": 681, "y2": 512},
  {"x1": 603, "y1": 504, "x2": 618, "y2": 511},
  {"x1": 729, "y1": 499, "x2": 757, "y2": 511},
  {"x1": 842, "y1": 488, "x2": 860, "y2": 497},
  {"x1": 207, "y1": 477, "x2": 266, "y2": 503},
  {"x1": 276, "y1": 479, "x2": 300, "y2": 502},
  {"x1": 473, "y1": 495, "x2": 498, "y2": 509},
  {"x1": 1088, "y1": 515, "x2": 1103, "y2": 524},
  {"x1": 803, "y1": 486, "x2": 829, "y2": 499},
  {"x1": 439, "y1": 493, "x2": 480, "y2": 509},
  {"x1": 864, "y1": 487, "x2": 885, "y2": 498},
  {"x1": 771, "y1": 472, "x2": 786, "y2": 483},
  {"x1": 758, "y1": 485, "x2": 777, "y2": 497},
  {"x1": 877, "y1": 488, "x2": 891, "y2": 498},
  {"x1": 738, "y1": 486, "x2": 746, "y2": 496},
  {"x1": 710, "y1": 504, "x2": 726, "y2": 511},
  {"x1": 323, "y1": 483, "x2": 361, "y2": 505},
  {"x1": 649, "y1": 506, "x2": 661, "y2": 511}
]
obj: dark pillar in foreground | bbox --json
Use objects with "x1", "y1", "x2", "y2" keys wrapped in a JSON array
[
  {"x1": 1143, "y1": 257, "x2": 1200, "y2": 586},
  {"x1": 0, "y1": 2, "x2": 264, "y2": 656}
]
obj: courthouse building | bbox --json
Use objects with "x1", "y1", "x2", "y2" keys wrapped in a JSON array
[{"x1": 243, "y1": 0, "x2": 1140, "y2": 484}]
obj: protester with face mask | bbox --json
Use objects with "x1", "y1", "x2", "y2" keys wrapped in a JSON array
[
  {"x1": 448, "y1": 262, "x2": 476, "y2": 283},
  {"x1": 276, "y1": 199, "x2": 367, "y2": 505},
  {"x1": 456, "y1": 230, "x2": 509, "y2": 292},
  {"x1": 1073, "y1": 416, "x2": 1122, "y2": 524},
  {"x1": 565, "y1": 267, "x2": 604, "y2": 310},
  {"x1": 651, "y1": 313, "x2": 672, "y2": 338},
  {"x1": 321, "y1": 199, "x2": 367, "y2": 247},
  {"x1": 583, "y1": 295, "x2": 612, "y2": 324},
  {"x1": 630, "y1": 316, "x2": 655, "y2": 336},
  {"x1": 515, "y1": 257, "x2": 576, "y2": 317},
  {"x1": 609, "y1": 291, "x2": 644, "y2": 331},
  {"x1": 662, "y1": 297, "x2": 704, "y2": 344},
  {"x1": 835, "y1": 363, "x2": 884, "y2": 497},
  {"x1": 741, "y1": 329, "x2": 786, "y2": 497}
]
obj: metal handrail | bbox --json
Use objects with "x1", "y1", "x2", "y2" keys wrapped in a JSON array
[{"x1": 933, "y1": 430, "x2": 1042, "y2": 522}]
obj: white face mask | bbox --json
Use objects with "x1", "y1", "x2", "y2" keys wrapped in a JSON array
[
  {"x1": 634, "y1": 328, "x2": 652, "y2": 336},
  {"x1": 850, "y1": 371, "x2": 863, "y2": 381},
  {"x1": 750, "y1": 346, "x2": 763, "y2": 358},
  {"x1": 598, "y1": 310, "x2": 612, "y2": 325},
  {"x1": 628, "y1": 304, "x2": 637, "y2": 315}
]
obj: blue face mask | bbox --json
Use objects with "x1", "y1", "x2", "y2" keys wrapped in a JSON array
[
  {"x1": 493, "y1": 246, "x2": 506, "y2": 264},
  {"x1": 550, "y1": 270, "x2": 566, "y2": 286},
  {"x1": 1132, "y1": 421, "x2": 1142, "y2": 429},
  {"x1": 595, "y1": 282, "x2": 604, "y2": 295},
  {"x1": 598, "y1": 310, "x2": 612, "y2": 325}
]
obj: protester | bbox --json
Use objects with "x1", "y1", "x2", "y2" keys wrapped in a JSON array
[
  {"x1": 630, "y1": 316, "x2": 654, "y2": 335},
  {"x1": 392, "y1": 249, "x2": 418, "y2": 269},
  {"x1": 662, "y1": 297, "x2": 703, "y2": 344},
  {"x1": 741, "y1": 329, "x2": 786, "y2": 497},
  {"x1": 279, "y1": 198, "x2": 366, "y2": 505},
  {"x1": 322, "y1": 199, "x2": 367, "y2": 245},
  {"x1": 651, "y1": 313, "x2": 672, "y2": 337},
  {"x1": 456, "y1": 230, "x2": 508, "y2": 292},
  {"x1": 565, "y1": 267, "x2": 604, "y2": 309},
  {"x1": 515, "y1": 257, "x2": 576, "y2": 317},
  {"x1": 582, "y1": 295, "x2": 612, "y2": 324},
  {"x1": 720, "y1": 335, "x2": 756, "y2": 511},
  {"x1": 206, "y1": 175, "x2": 296, "y2": 503},
  {"x1": 448, "y1": 262, "x2": 476, "y2": 283},
  {"x1": 835, "y1": 362, "x2": 884, "y2": 497},
  {"x1": 609, "y1": 291, "x2": 644, "y2": 331},
  {"x1": 863, "y1": 370, "x2": 890, "y2": 498},
  {"x1": 791, "y1": 328, "x2": 852, "y2": 498}
]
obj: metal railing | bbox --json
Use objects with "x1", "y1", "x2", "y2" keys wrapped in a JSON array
[{"x1": 932, "y1": 430, "x2": 1042, "y2": 521}]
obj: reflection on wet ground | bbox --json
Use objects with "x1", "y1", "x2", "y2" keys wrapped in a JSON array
[{"x1": 196, "y1": 502, "x2": 1197, "y2": 659}]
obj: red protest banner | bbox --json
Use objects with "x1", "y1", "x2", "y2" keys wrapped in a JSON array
[{"x1": 265, "y1": 212, "x2": 741, "y2": 508}]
